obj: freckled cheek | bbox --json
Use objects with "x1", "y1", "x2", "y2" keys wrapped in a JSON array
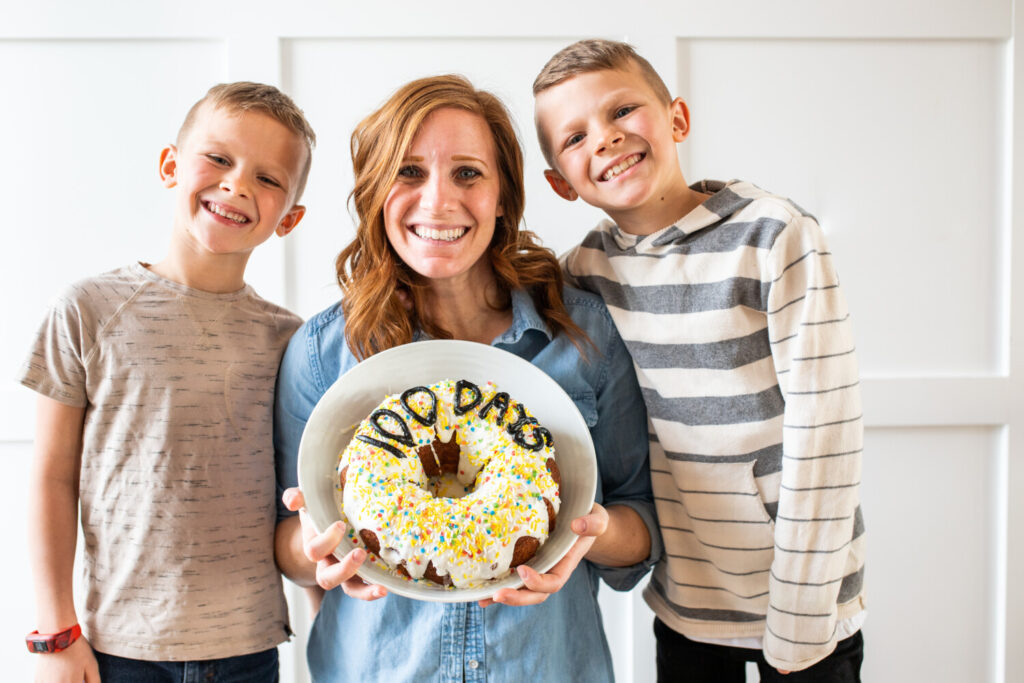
[
  {"x1": 382, "y1": 195, "x2": 402, "y2": 234},
  {"x1": 386, "y1": 187, "x2": 420, "y2": 223}
]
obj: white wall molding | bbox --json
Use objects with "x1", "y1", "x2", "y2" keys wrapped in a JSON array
[{"x1": 0, "y1": 1, "x2": 1012, "y2": 40}]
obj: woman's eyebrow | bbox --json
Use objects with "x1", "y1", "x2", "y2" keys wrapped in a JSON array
[{"x1": 452, "y1": 154, "x2": 488, "y2": 166}]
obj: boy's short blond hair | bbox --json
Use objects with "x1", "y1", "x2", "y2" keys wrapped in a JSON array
[
  {"x1": 533, "y1": 39, "x2": 673, "y2": 164},
  {"x1": 177, "y1": 82, "x2": 317, "y2": 200},
  {"x1": 532, "y1": 38, "x2": 672, "y2": 102}
]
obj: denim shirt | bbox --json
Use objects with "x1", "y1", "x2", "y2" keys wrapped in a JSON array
[{"x1": 274, "y1": 287, "x2": 660, "y2": 683}]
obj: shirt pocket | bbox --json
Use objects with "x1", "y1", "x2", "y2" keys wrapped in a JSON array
[
  {"x1": 566, "y1": 389, "x2": 597, "y2": 428},
  {"x1": 669, "y1": 459, "x2": 776, "y2": 571}
]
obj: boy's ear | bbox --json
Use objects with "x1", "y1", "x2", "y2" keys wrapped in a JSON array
[
  {"x1": 159, "y1": 145, "x2": 178, "y2": 188},
  {"x1": 669, "y1": 97, "x2": 692, "y2": 143},
  {"x1": 276, "y1": 205, "x2": 306, "y2": 237},
  {"x1": 543, "y1": 169, "x2": 578, "y2": 202}
]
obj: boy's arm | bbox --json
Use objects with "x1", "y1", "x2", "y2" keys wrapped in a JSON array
[
  {"x1": 28, "y1": 395, "x2": 99, "y2": 682},
  {"x1": 763, "y1": 215, "x2": 864, "y2": 672}
]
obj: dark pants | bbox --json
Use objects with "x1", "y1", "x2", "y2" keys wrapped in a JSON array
[
  {"x1": 655, "y1": 618, "x2": 863, "y2": 683},
  {"x1": 93, "y1": 646, "x2": 279, "y2": 683}
]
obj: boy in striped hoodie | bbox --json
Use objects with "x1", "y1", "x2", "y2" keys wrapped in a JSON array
[{"x1": 533, "y1": 39, "x2": 866, "y2": 681}]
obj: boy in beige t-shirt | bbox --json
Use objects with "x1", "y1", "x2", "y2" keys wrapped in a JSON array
[{"x1": 19, "y1": 82, "x2": 314, "y2": 682}]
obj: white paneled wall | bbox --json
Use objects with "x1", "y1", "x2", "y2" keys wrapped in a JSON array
[
  {"x1": 683, "y1": 38, "x2": 1007, "y2": 375},
  {"x1": 3, "y1": 1, "x2": 1021, "y2": 681},
  {"x1": 860, "y1": 427, "x2": 1004, "y2": 682}
]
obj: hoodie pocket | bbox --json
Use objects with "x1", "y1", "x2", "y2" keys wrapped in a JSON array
[{"x1": 669, "y1": 459, "x2": 776, "y2": 569}]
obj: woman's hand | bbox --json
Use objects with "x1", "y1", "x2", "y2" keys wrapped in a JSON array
[
  {"x1": 281, "y1": 488, "x2": 387, "y2": 601},
  {"x1": 479, "y1": 502, "x2": 609, "y2": 607}
]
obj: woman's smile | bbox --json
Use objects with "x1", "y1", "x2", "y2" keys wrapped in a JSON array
[{"x1": 411, "y1": 224, "x2": 469, "y2": 242}]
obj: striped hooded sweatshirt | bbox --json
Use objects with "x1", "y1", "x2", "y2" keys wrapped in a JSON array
[{"x1": 563, "y1": 180, "x2": 866, "y2": 672}]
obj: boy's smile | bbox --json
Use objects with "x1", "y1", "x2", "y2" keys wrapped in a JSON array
[
  {"x1": 536, "y1": 64, "x2": 696, "y2": 235},
  {"x1": 599, "y1": 152, "x2": 645, "y2": 182},
  {"x1": 202, "y1": 198, "x2": 251, "y2": 225},
  {"x1": 160, "y1": 103, "x2": 306, "y2": 270}
]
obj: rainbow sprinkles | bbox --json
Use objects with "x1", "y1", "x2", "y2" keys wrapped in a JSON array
[{"x1": 335, "y1": 378, "x2": 561, "y2": 589}]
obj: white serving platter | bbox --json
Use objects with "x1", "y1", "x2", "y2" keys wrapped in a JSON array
[{"x1": 297, "y1": 339, "x2": 597, "y2": 602}]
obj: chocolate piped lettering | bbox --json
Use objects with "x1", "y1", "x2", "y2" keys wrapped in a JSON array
[
  {"x1": 513, "y1": 424, "x2": 554, "y2": 451},
  {"x1": 506, "y1": 403, "x2": 538, "y2": 437},
  {"x1": 478, "y1": 392, "x2": 511, "y2": 423},
  {"x1": 369, "y1": 409, "x2": 414, "y2": 446},
  {"x1": 400, "y1": 386, "x2": 437, "y2": 427},
  {"x1": 356, "y1": 435, "x2": 408, "y2": 459},
  {"x1": 453, "y1": 380, "x2": 482, "y2": 415}
]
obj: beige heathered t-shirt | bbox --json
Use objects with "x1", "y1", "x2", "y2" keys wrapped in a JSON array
[{"x1": 19, "y1": 263, "x2": 301, "y2": 661}]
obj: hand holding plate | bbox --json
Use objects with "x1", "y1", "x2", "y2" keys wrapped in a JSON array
[
  {"x1": 283, "y1": 487, "x2": 387, "y2": 601},
  {"x1": 480, "y1": 503, "x2": 608, "y2": 607}
]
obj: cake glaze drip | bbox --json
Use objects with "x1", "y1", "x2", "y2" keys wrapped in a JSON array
[{"x1": 336, "y1": 379, "x2": 560, "y2": 588}]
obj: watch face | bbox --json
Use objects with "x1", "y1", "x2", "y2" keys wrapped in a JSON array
[
  {"x1": 53, "y1": 630, "x2": 74, "y2": 650},
  {"x1": 26, "y1": 625, "x2": 78, "y2": 654}
]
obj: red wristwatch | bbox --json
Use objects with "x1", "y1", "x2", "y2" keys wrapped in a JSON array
[{"x1": 25, "y1": 624, "x2": 82, "y2": 653}]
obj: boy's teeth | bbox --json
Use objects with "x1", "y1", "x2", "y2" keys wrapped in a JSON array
[
  {"x1": 208, "y1": 202, "x2": 248, "y2": 223},
  {"x1": 601, "y1": 154, "x2": 642, "y2": 181},
  {"x1": 414, "y1": 226, "x2": 467, "y2": 242}
]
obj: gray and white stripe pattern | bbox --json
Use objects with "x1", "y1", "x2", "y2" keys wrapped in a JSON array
[{"x1": 563, "y1": 180, "x2": 865, "y2": 671}]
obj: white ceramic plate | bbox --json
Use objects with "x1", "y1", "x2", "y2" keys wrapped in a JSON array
[{"x1": 297, "y1": 339, "x2": 597, "y2": 602}]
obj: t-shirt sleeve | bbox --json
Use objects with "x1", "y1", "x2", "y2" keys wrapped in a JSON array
[{"x1": 17, "y1": 285, "x2": 94, "y2": 407}]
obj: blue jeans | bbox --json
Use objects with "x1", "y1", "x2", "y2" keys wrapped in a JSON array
[{"x1": 93, "y1": 647, "x2": 279, "y2": 683}]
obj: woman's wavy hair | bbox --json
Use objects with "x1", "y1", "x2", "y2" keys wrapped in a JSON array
[{"x1": 336, "y1": 74, "x2": 591, "y2": 360}]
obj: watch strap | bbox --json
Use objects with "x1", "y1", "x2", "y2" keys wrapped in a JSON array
[{"x1": 25, "y1": 623, "x2": 82, "y2": 653}]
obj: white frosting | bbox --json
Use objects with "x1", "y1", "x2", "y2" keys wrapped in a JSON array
[{"x1": 336, "y1": 379, "x2": 560, "y2": 588}]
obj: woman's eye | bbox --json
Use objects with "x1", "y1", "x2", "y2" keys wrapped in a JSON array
[
  {"x1": 614, "y1": 106, "x2": 636, "y2": 119},
  {"x1": 397, "y1": 165, "x2": 423, "y2": 179},
  {"x1": 455, "y1": 167, "x2": 481, "y2": 181}
]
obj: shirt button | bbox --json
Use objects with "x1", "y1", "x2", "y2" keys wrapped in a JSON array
[{"x1": 468, "y1": 660, "x2": 479, "y2": 669}]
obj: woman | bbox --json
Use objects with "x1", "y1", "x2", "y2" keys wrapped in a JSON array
[{"x1": 273, "y1": 75, "x2": 658, "y2": 682}]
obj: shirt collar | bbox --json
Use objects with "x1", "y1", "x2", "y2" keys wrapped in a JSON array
[
  {"x1": 606, "y1": 179, "x2": 748, "y2": 250},
  {"x1": 411, "y1": 288, "x2": 552, "y2": 346},
  {"x1": 493, "y1": 289, "x2": 552, "y2": 346}
]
